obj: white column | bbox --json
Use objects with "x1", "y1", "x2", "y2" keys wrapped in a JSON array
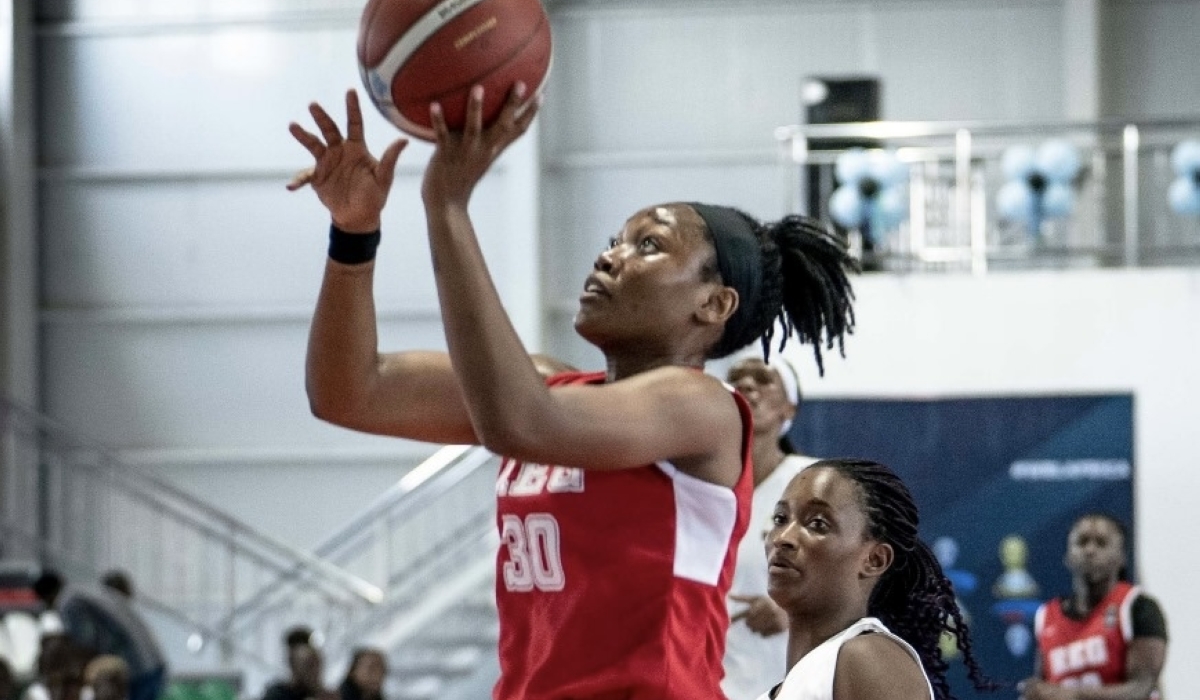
[{"x1": 0, "y1": 0, "x2": 38, "y2": 407}]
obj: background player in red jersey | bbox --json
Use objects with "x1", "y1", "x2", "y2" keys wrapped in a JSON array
[
  {"x1": 1021, "y1": 513, "x2": 1168, "y2": 700},
  {"x1": 287, "y1": 85, "x2": 856, "y2": 700},
  {"x1": 759, "y1": 460, "x2": 993, "y2": 700}
]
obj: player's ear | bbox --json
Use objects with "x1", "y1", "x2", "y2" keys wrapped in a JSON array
[
  {"x1": 861, "y1": 542, "x2": 893, "y2": 580},
  {"x1": 697, "y1": 286, "x2": 738, "y2": 326}
]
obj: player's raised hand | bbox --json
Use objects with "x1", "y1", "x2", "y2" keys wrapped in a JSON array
[
  {"x1": 288, "y1": 89, "x2": 408, "y2": 233},
  {"x1": 421, "y1": 82, "x2": 540, "y2": 208}
]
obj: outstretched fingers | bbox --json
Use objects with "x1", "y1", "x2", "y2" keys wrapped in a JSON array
[
  {"x1": 464, "y1": 85, "x2": 485, "y2": 140},
  {"x1": 501, "y1": 81, "x2": 539, "y2": 140},
  {"x1": 430, "y1": 101, "x2": 449, "y2": 143},
  {"x1": 309, "y1": 100, "x2": 344, "y2": 148},
  {"x1": 344, "y1": 89, "x2": 365, "y2": 142},
  {"x1": 375, "y1": 138, "x2": 409, "y2": 190},
  {"x1": 288, "y1": 122, "x2": 326, "y2": 160},
  {"x1": 285, "y1": 166, "x2": 315, "y2": 192}
]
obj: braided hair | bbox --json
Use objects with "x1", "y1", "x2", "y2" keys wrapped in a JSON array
[
  {"x1": 695, "y1": 208, "x2": 857, "y2": 374},
  {"x1": 823, "y1": 459, "x2": 996, "y2": 700}
]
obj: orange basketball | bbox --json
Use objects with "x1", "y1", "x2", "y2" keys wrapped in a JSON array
[{"x1": 357, "y1": 0, "x2": 552, "y2": 141}]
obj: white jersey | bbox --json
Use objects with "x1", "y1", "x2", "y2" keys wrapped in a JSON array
[
  {"x1": 755, "y1": 617, "x2": 934, "y2": 700},
  {"x1": 722, "y1": 454, "x2": 817, "y2": 700}
]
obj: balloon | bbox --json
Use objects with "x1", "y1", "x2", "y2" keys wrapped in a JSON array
[
  {"x1": 1001, "y1": 144, "x2": 1037, "y2": 182},
  {"x1": 996, "y1": 180, "x2": 1036, "y2": 224},
  {"x1": 829, "y1": 184, "x2": 867, "y2": 228},
  {"x1": 835, "y1": 148, "x2": 871, "y2": 185},
  {"x1": 1041, "y1": 182, "x2": 1075, "y2": 218},
  {"x1": 876, "y1": 186, "x2": 909, "y2": 229},
  {"x1": 1035, "y1": 139, "x2": 1081, "y2": 184},
  {"x1": 1168, "y1": 177, "x2": 1200, "y2": 216},
  {"x1": 867, "y1": 150, "x2": 910, "y2": 187},
  {"x1": 1170, "y1": 140, "x2": 1200, "y2": 178}
]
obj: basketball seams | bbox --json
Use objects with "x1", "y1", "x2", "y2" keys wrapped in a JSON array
[
  {"x1": 358, "y1": 0, "x2": 551, "y2": 140},
  {"x1": 396, "y1": 11, "x2": 549, "y2": 110},
  {"x1": 372, "y1": 0, "x2": 487, "y2": 81}
]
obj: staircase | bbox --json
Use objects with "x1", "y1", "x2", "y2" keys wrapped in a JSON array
[
  {"x1": 0, "y1": 397, "x2": 382, "y2": 689},
  {"x1": 0, "y1": 397, "x2": 504, "y2": 699},
  {"x1": 228, "y1": 445, "x2": 505, "y2": 700}
]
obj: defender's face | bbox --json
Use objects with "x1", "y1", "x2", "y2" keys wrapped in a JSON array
[{"x1": 765, "y1": 467, "x2": 877, "y2": 613}]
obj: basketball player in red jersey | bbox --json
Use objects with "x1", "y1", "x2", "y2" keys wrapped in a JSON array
[
  {"x1": 1021, "y1": 513, "x2": 1168, "y2": 700},
  {"x1": 287, "y1": 85, "x2": 855, "y2": 699}
]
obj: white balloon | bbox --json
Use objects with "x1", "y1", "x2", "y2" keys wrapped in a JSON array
[
  {"x1": 1041, "y1": 183, "x2": 1075, "y2": 218},
  {"x1": 829, "y1": 185, "x2": 867, "y2": 229},
  {"x1": 1168, "y1": 177, "x2": 1200, "y2": 216},
  {"x1": 996, "y1": 180, "x2": 1035, "y2": 224},
  {"x1": 1001, "y1": 144, "x2": 1037, "y2": 182},
  {"x1": 876, "y1": 186, "x2": 909, "y2": 229},
  {"x1": 1170, "y1": 140, "x2": 1200, "y2": 178},
  {"x1": 835, "y1": 148, "x2": 871, "y2": 185},
  {"x1": 867, "y1": 150, "x2": 909, "y2": 187},
  {"x1": 1035, "y1": 139, "x2": 1081, "y2": 183}
]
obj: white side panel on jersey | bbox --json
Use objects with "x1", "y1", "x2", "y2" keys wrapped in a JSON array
[
  {"x1": 1120, "y1": 584, "x2": 1142, "y2": 643},
  {"x1": 658, "y1": 461, "x2": 737, "y2": 587}
]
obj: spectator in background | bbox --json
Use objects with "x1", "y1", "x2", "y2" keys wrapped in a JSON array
[
  {"x1": 261, "y1": 643, "x2": 334, "y2": 700},
  {"x1": 32, "y1": 571, "x2": 164, "y2": 700},
  {"x1": 282, "y1": 628, "x2": 314, "y2": 652},
  {"x1": 23, "y1": 633, "x2": 87, "y2": 700},
  {"x1": 337, "y1": 649, "x2": 386, "y2": 700},
  {"x1": 721, "y1": 353, "x2": 819, "y2": 700},
  {"x1": 1021, "y1": 512, "x2": 1168, "y2": 700},
  {"x1": 83, "y1": 656, "x2": 129, "y2": 700},
  {"x1": 0, "y1": 656, "x2": 15, "y2": 700},
  {"x1": 94, "y1": 572, "x2": 166, "y2": 700}
]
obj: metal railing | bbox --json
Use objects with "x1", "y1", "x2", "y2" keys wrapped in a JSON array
[
  {"x1": 776, "y1": 118, "x2": 1200, "y2": 273},
  {"x1": 223, "y1": 444, "x2": 503, "y2": 687},
  {"x1": 0, "y1": 397, "x2": 382, "y2": 685}
]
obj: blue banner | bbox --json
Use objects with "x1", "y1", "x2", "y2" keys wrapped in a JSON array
[{"x1": 791, "y1": 394, "x2": 1134, "y2": 699}]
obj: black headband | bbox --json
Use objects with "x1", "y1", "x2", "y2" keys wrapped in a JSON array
[{"x1": 688, "y1": 203, "x2": 763, "y2": 343}]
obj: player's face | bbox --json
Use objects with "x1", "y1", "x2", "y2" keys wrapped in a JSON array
[
  {"x1": 727, "y1": 358, "x2": 795, "y2": 437},
  {"x1": 574, "y1": 204, "x2": 724, "y2": 353},
  {"x1": 1065, "y1": 517, "x2": 1125, "y2": 585},
  {"x1": 765, "y1": 467, "x2": 879, "y2": 614}
]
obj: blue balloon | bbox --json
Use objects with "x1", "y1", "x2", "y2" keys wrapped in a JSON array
[
  {"x1": 867, "y1": 151, "x2": 909, "y2": 187},
  {"x1": 1041, "y1": 182, "x2": 1075, "y2": 218},
  {"x1": 835, "y1": 148, "x2": 871, "y2": 185},
  {"x1": 1168, "y1": 177, "x2": 1200, "y2": 216},
  {"x1": 1036, "y1": 139, "x2": 1082, "y2": 183},
  {"x1": 829, "y1": 184, "x2": 867, "y2": 228},
  {"x1": 875, "y1": 186, "x2": 909, "y2": 230},
  {"x1": 1170, "y1": 140, "x2": 1200, "y2": 178},
  {"x1": 996, "y1": 180, "x2": 1035, "y2": 224},
  {"x1": 1001, "y1": 144, "x2": 1037, "y2": 181}
]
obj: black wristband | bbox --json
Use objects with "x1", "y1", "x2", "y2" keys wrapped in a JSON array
[{"x1": 328, "y1": 224, "x2": 381, "y2": 265}]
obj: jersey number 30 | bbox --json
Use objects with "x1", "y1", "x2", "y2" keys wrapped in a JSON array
[{"x1": 501, "y1": 513, "x2": 565, "y2": 592}]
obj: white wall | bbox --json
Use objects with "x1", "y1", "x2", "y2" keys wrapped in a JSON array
[{"x1": 767, "y1": 268, "x2": 1199, "y2": 696}]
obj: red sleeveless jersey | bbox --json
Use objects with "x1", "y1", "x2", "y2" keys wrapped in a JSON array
[
  {"x1": 493, "y1": 371, "x2": 754, "y2": 700},
  {"x1": 1034, "y1": 581, "x2": 1140, "y2": 688}
]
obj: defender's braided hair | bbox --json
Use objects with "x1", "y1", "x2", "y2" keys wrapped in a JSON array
[
  {"x1": 824, "y1": 459, "x2": 997, "y2": 700},
  {"x1": 699, "y1": 209, "x2": 857, "y2": 373}
]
